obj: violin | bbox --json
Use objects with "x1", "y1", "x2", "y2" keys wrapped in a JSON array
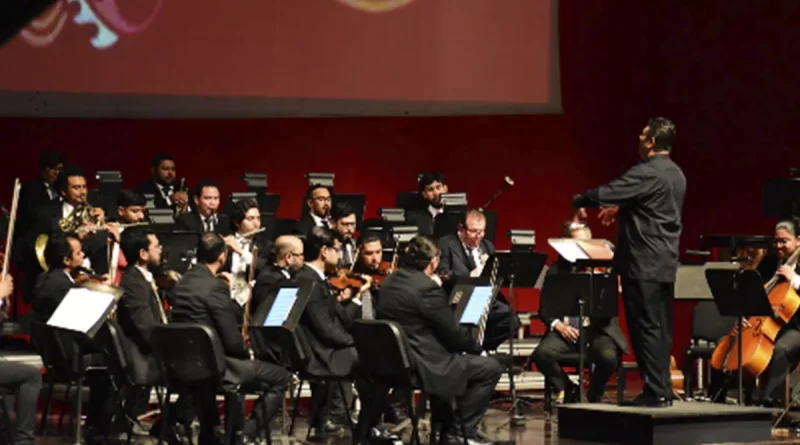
[
  {"x1": 328, "y1": 268, "x2": 368, "y2": 291},
  {"x1": 368, "y1": 261, "x2": 393, "y2": 287},
  {"x1": 73, "y1": 266, "x2": 106, "y2": 284}
]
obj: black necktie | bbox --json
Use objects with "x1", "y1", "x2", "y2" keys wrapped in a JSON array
[{"x1": 204, "y1": 217, "x2": 214, "y2": 232}]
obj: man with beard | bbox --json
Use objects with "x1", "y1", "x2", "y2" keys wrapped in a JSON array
[
  {"x1": 330, "y1": 201, "x2": 358, "y2": 269},
  {"x1": 135, "y1": 153, "x2": 190, "y2": 214},
  {"x1": 406, "y1": 173, "x2": 448, "y2": 236},
  {"x1": 294, "y1": 184, "x2": 332, "y2": 235}
]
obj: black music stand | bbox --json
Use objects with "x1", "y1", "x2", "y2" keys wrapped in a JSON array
[{"x1": 705, "y1": 268, "x2": 773, "y2": 405}]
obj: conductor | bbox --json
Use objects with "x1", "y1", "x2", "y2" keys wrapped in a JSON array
[{"x1": 572, "y1": 117, "x2": 685, "y2": 407}]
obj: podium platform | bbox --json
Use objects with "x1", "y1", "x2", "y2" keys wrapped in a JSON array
[{"x1": 557, "y1": 401, "x2": 775, "y2": 445}]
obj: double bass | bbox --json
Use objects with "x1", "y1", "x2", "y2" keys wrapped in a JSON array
[{"x1": 710, "y1": 247, "x2": 800, "y2": 377}]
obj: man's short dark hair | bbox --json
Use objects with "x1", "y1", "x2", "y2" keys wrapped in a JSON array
[
  {"x1": 331, "y1": 201, "x2": 355, "y2": 222},
  {"x1": 418, "y1": 173, "x2": 446, "y2": 193},
  {"x1": 151, "y1": 153, "x2": 174, "y2": 169},
  {"x1": 400, "y1": 235, "x2": 440, "y2": 271},
  {"x1": 304, "y1": 226, "x2": 337, "y2": 261},
  {"x1": 305, "y1": 184, "x2": 331, "y2": 200},
  {"x1": 39, "y1": 151, "x2": 64, "y2": 170},
  {"x1": 646, "y1": 117, "x2": 676, "y2": 151},
  {"x1": 121, "y1": 228, "x2": 155, "y2": 265},
  {"x1": 357, "y1": 231, "x2": 382, "y2": 248},
  {"x1": 194, "y1": 179, "x2": 219, "y2": 197},
  {"x1": 117, "y1": 189, "x2": 146, "y2": 208},
  {"x1": 45, "y1": 234, "x2": 76, "y2": 270},
  {"x1": 54, "y1": 165, "x2": 85, "y2": 193},
  {"x1": 196, "y1": 232, "x2": 226, "y2": 264},
  {"x1": 231, "y1": 198, "x2": 259, "y2": 230}
]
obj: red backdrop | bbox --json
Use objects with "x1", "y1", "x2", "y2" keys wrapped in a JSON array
[{"x1": 2, "y1": 0, "x2": 800, "y2": 365}]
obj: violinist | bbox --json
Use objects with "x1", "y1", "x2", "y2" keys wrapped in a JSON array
[
  {"x1": 352, "y1": 232, "x2": 384, "y2": 318},
  {"x1": 134, "y1": 153, "x2": 190, "y2": 213},
  {"x1": 531, "y1": 222, "x2": 628, "y2": 404}
]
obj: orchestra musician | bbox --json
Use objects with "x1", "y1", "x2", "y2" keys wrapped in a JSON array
[
  {"x1": 32, "y1": 234, "x2": 112, "y2": 438},
  {"x1": 295, "y1": 227, "x2": 386, "y2": 442},
  {"x1": 117, "y1": 228, "x2": 192, "y2": 441},
  {"x1": 170, "y1": 233, "x2": 290, "y2": 445},
  {"x1": 330, "y1": 201, "x2": 358, "y2": 269},
  {"x1": 175, "y1": 179, "x2": 228, "y2": 234},
  {"x1": 17, "y1": 150, "x2": 63, "y2": 240},
  {"x1": 531, "y1": 222, "x2": 628, "y2": 404},
  {"x1": 377, "y1": 235, "x2": 501, "y2": 445},
  {"x1": 405, "y1": 172, "x2": 447, "y2": 236},
  {"x1": 113, "y1": 189, "x2": 148, "y2": 225},
  {"x1": 251, "y1": 235, "x2": 305, "y2": 321},
  {"x1": 0, "y1": 275, "x2": 42, "y2": 445},
  {"x1": 134, "y1": 153, "x2": 190, "y2": 213},
  {"x1": 438, "y1": 209, "x2": 521, "y2": 351},
  {"x1": 294, "y1": 184, "x2": 332, "y2": 235},
  {"x1": 572, "y1": 117, "x2": 685, "y2": 407}
]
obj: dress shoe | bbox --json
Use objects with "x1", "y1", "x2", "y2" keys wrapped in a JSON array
[
  {"x1": 441, "y1": 435, "x2": 494, "y2": 445},
  {"x1": 623, "y1": 393, "x2": 672, "y2": 407},
  {"x1": 370, "y1": 426, "x2": 400, "y2": 440}
]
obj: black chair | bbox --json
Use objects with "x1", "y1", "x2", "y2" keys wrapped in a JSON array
[
  {"x1": 151, "y1": 324, "x2": 272, "y2": 445},
  {"x1": 274, "y1": 218, "x2": 298, "y2": 238},
  {"x1": 683, "y1": 301, "x2": 736, "y2": 398},
  {"x1": 541, "y1": 352, "x2": 630, "y2": 413},
  {"x1": 351, "y1": 319, "x2": 469, "y2": 445},
  {"x1": 281, "y1": 328, "x2": 355, "y2": 440}
]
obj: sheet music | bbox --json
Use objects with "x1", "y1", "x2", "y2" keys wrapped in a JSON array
[
  {"x1": 548, "y1": 239, "x2": 589, "y2": 263},
  {"x1": 47, "y1": 288, "x2": 115, "y2": 334},
  {"x1": 460, "y1": 286, "x2": 493, "y2": 325},
  {"x1": 263, "y1": 287, "x2": 298, "y2": 327}
]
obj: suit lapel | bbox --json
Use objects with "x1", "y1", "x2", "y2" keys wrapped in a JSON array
[{"x1": 457, "y1": 239, "x2": 476, "y2": 271}]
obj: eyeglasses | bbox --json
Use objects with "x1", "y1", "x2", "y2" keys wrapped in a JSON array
[{"x1": 465, "y1": 227, "x2": 485, "y2": 235}]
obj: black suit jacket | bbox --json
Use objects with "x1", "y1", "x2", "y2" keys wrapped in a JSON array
[
  {"x1": 295, "y1": 264, "x2": 356, "y2": 376},
  {"x1": 17, "y1": 180, "x2": 55, "y2": 244},
  {"x1": 251, "y1": 263, "x2": 290, "y2": 324},
  {"x1": 32, "y1": 269, "x2": 75, "y2": 321},
  {"x1": 293, "y1": 215, "x2": 327, "y2": 236},
  {"x1": 117, "y1": 266, "x2": 165, "y2": 355},
  {"x1": 169, "y1": 264, "x2": 249, "y2": 359},
  {"x1": 539, "y1": 261, "x2": 629, "y2": 353},
  {"x1": 377, "y1": 267, "x2": 481, "y2": 398},
  {"x1": 134, "y1": 180, "x2": 173, "y2": 210},
  {"x1": 405, "y1": 208, "x2": 435, "y2": 236},
  {"x1": 573, "y1": 154, "x2": 686, "y2": 282},
  {"x1": 175, "y1": 212, "x2": 231, "y2": 235},
  {"x1": 438, "y1": 234, "x2": 495, "y2": 280}
]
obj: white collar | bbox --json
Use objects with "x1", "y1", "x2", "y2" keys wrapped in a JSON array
[
  {"x1": 63, "y1": 269, "x2": 75, "y2": 284},
  {"x1": 307, "y1": 263, "x2": 326, "y2": 281},
  {"x1": 428, "y1": 204, "x2": 444, "y2": 219},
  {"x1": 311, "y1": 213, "x2": 328, "y2": 227},
  {"x1": 62, "y1": 201, "x2": 75, "y2": 216},
  {"x1": 135, "y1": 265, "x2": 154, "y2": 283}
]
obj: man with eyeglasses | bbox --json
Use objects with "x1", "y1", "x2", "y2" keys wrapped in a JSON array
[
  {"x1": 295, "y1": 184, "x2": 332, "y2": 235},
  {"x1": 438, "y1": 209, "x2": 521, "y2": 351}
]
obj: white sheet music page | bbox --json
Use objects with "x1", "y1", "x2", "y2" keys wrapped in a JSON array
[
  {"x1": 47, "y1": 288, "x2": 115, "y2": 334},
  {"x1": 548, "y1": 238, "x2": 589, "y2": 263}
]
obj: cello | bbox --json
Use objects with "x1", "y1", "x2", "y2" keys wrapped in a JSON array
[{"x1": 710, "y1": 247, "x2": 800, "y2": 377}]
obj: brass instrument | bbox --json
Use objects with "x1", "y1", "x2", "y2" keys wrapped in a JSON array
[
  {"x1": 59, "y1": 202, "x2": 104, "y2": 234},
  {"x1": 479, "y1": 176, "x2": 514, "y2": 212},
  {"x1": 173, "y1": 177, "x2": 190, "y2": 217}
]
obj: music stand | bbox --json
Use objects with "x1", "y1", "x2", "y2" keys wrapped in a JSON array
[
  {"x1": 548, "y1": 238, "x2": 614, "y2": 402},
  {"x1": 705, "y1": 268, "x2": 773, "y2": 405},
  {"x1": 451, "y1": 278, "x2": 504, "y2": 341},
  {"x1": 48, "y1": 285, "x2": 120, "y2": 445}
]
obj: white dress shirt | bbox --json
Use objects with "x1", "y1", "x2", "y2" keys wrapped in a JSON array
[{"x1": 230, "y1": 234, "x2": 254, "y2": 274}]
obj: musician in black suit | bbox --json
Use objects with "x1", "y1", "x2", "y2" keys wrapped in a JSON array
[
  {"x1": 330, "y1": 201, "x2": 357, "y2": 269},
  {"x1": 221, "y1": 198, "x2": 272, "y2": 275},
  {"x1": 573, "y1": 117, "x2": 686, "y2": 407},
  {"x1": 32, "y1": 233, "x2": 112, "y2": 436},
  {"x1": 170, "y1": 233, "x2": 290, "y2": 445},
  {"x1": 294, "y1": 184, "x2": 332, "y2": 235},
  {"x1": 295, "y1": 227, "x2": 386, "y2": 443},
  {"x1": 405, "y1": 172, "x2": 447, "y2": 236},
  {"x1": 134, "y1": 153, "x2": 190, "y2": 213},
  {"x1": 31, "y1": 234, "x2": 82, "y2": 321},
  {"x1": 0, "y1": 275, "x2": 42, "y2": 445},
  {"x1": 531, "y1": 222, "x2": 629, "y2": 404},
  {"x1": 113, "y1": 189, "x2": 147, "y2": 224},
  {"x1": 117, "y1": 228, "x2": 192, "y2": 440},
  {"x1": 378, "y1": 235, "x2": 501, "y2": 445},
  {"x1": 438, "y1": 209, "x2": 521, "y2": 351},
  {"x1": 16, "y1": 150, "x2": 63, "y2": 245},
  {"x1": 175, "y1": 179, "x2": 229, "y2": 234},
  {"x1": 251, "y1": 235, "x2": 305, "y2": 324}
]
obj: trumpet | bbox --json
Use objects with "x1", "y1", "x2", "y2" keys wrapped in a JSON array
[{"x1": 173, "y1": 177, "x2": 190, "y2": 217}]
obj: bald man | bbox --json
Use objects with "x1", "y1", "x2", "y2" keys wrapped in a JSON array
[{"x1": 252, "y1": 235, "x2": 305, "y2": 315}]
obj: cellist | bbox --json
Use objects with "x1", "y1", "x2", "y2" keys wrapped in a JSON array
[{"x1": 709, "y1": 218, "x2": 800, "y2": 406}]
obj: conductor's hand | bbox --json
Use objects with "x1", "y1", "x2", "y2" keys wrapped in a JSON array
[
  {"x1": 554, "y1": 321, "x2": 579, "y2": 343},
  {"x1": 777, "y1": 265, "x2": 797, "y2": 283},
  {"x1": 598, "y1": 206, "x2": 619, "y2": 226}
]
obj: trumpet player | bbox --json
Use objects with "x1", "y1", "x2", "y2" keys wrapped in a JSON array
[{"x1": 134, "y1": 153, "x2": 190, "y2": 214}]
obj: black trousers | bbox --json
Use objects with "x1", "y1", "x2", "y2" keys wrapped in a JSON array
[
  {"x1": 195, "y1": 359, "x2": 291, "y2": 445},
  {"x1": 482, "y1": 301, "x2": 521, "y2": 352},
  {"x1": 0, "y1": 362, "x2": 42, "y2": 445},
  {"x1": 530, "y1": 330, "x2": 620, "y2": 401},
  {"x1": 430, "y1": 355, "x2": 502, "y2": 439},
  {"x1": 621, "y1": 277, "x2": 674, "y2": 400}
]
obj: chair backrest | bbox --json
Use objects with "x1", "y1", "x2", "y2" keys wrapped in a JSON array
[
  {"x1": 351, "y1": 319, "x2": 413, "y2": 387},
  {"x1": 151, "y1": 323, "x2": 227, "y2": 389},
  {"x1": 692, "y1": 301, "x2": 736, "y2": 343},
  {"x1": 95, "y1": 320, "x2": 134, "y2": 386},
  {"x1": 284, "y1": 327, "x2": 312, "y2": 373},
  {"x1": 30, "y1": 321, "x2": 73, "y2": 377}
]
